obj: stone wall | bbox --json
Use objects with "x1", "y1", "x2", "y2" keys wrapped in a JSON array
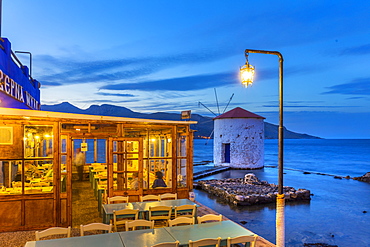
[{"x1": 213, "y1": 118, "x2": 264, "y2": 169}]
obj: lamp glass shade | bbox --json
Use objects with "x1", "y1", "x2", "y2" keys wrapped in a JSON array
[{"x1": 240, "y1": 63, "x2": 255, "y2": 87}]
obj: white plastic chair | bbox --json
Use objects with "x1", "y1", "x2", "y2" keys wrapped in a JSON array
[
  {"x1": 160, "y1": 193, "x2": 177, "y2": 201},
  {"x1": 80, "y1": 222, "x2": 112, "y2": 236},
  {"x1": 125, "y1": 219, "x2": 154, "y2": 231},
  {"x1": 197, "y1": 214, "x2": 223, "y2": 224},
  {"x1": 227, "y1": 235, "x2": 258, "y2": 247},
  {"x1": 113, "y1": 209, "x2": 139, "y2": 232},
  {"x1": 108, "y1": 196, "x2": 129, "y2": 204},
  {"x1": 35, "y1": 226, "x2": 71, "y2": 241},
  {"x1": 189, "y1": 237, "x2": 221, "y2": 247},
  {"x1": 140, "y1": 194, "x2": 160, "y2": 202},
  {"x1": 169, "y1": 216, "x2": 195, "y2": 227}
]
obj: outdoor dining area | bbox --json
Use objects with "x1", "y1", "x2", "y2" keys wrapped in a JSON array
[{"x1": 24, "y1": 193, "x2": 259, "y2": 247}]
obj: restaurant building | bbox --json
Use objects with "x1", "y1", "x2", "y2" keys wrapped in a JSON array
[{"x1": 0, "y1": 107, "x2": 196, "y2": 232}]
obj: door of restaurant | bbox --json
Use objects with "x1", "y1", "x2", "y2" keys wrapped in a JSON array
[
  {"x1": 107, "y1": 137, "x2": 143, "y2": 200},
  {"x1": 69, "y1": 137, "x2": 107, "y2": 227}
]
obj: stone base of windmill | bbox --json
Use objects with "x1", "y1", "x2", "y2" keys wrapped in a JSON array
[{"x1": 196, "y1": 173, "x2": 311, "y2": 206}]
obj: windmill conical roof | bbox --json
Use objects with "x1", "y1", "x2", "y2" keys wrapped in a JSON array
[{"x1": 213, "y1": 107, "x2": 265, "y2": 120}]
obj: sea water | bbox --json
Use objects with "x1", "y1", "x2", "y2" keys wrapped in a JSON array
[{"x1": 193, "y1": 139, "x2": 370, "y2": 247}]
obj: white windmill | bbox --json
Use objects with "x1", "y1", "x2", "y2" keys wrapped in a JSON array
[{"x1": 199, "y1": 89, "x2": 265, "y2": 169}]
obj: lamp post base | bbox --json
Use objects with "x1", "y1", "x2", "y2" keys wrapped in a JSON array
[{"x1": 276, "y1": 194, "x2": 285, "y2": 247}]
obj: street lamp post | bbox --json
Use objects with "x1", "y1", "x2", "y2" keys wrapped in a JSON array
[{"x1": 240, "y1": 49, "x2": 285, "y2": 247}]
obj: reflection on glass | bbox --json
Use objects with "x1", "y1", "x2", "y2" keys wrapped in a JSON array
[
  {"x1": 113, "y1": 140, "x2": 141, "y2": 192},
  {"x1": 113, "y1": 141, "x2": 117, "y2": 152},
  {"x1": 24, "y1": 126, "x2": 53, "y2": 158},
  {"x1": 149, "y1": 136, "x2": 172, "y2": 158},
  {"x1": 61, "y1": 135, "x2": 67, "y2": 153},
  {"x1": 0, "y1": 160, "x2": 53, "y2": 195},
  {"x1": 61, "y1": 154, "x2": 67, "y2": 192},
  {"x1": 147, "y1": 159, "x2": 172, "y2": 189},
  {"x1": 177, "y1": 135, "x2": 187, "y2": 157},
  {"x1": 177, "y1": 159, "x2": 187, "y2": 188}
]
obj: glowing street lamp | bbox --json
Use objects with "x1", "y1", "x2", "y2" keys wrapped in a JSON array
[
  {"x1": 240, "y1": 49, "x2": 285, "y2": 247},
  {"x1": 239, "y1": 56, "x2": 255, "y2": 87}
]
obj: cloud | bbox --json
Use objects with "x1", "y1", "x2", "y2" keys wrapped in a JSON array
[
  {"x1": 340, "y1": 44, "x2": 370, "y2": 56},
  {"x1": 35, "y1": 48, "x2": 238, "y2": 87},
  {"x1": 346, "y1": 96, "x2": 367, "y2": 100},
  {"x1": 322, "y1": 78, "x2": 370, "y2": 96},
  {"x1": 71, "y1": 99, "x2": 142, "y2": 105},
  {"x1": 96, "y1": 92, "x2": 135, "y2": 97},
  {"x1": 100, "y1": 72, "x2": 238, "y2": 92}
]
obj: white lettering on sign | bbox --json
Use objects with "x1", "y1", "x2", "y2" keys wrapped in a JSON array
[{"x1": 0, "y1": 69, "x2": 40, "y2": 110}]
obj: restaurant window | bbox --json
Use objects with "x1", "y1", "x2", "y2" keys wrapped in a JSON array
[
  {"x1": 145, "y1": 128, "x2": 173, "y2": 189},
  {"x1": 112, "y1": 140, "x2": 140, "y2": 191},
  {"x1": 60, "y1": 135, "x2": 67, "y2": 193},
  {"x1": 24, "y1": 125, "x2": 53, "y2": 158},
  {"x1": 0, "y1": 160, "x2": 53, "y2": 195},
  {"x1": 24, "y1": 160, "x2": 53, "y2": 194},
  {"x1": 177, "y1": 127, "x2": 187, "y2": 188},
  {"x1": 0, "y1": 160, "x2": 21, "y2": 194}
]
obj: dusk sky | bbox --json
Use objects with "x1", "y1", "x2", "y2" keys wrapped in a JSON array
[{"x1": 3, "y1": 1, "x2": 370, "y2": 139}]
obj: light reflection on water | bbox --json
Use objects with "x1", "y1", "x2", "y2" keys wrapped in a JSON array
[{"x1": 193, "y1": 139, "x2": 370, "y2": 247}]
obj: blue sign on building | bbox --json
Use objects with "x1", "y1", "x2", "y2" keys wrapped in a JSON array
[{"x1": 0, "y1": 38, "x2": 41, "y2": 110}]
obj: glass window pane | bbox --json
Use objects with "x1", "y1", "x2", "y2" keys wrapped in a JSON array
[
  {"x1": 97, "y1": 139, "x2": 106, "y2": 163},
  {"x1": 177, "y1": 159, "x2": 187, "y2": 188},
  {"x1": 113, "y1": 141, "x2": 117, "y2": 152},
  {"x1": 127, "y1": 141, "x2": 139, "y2": 152},
  {"x1": 61, "y1": 135, "x2": 67, "y2": 153},
  {"x1": 0, "y1": 160, "x2": 54, "y2": 195},
  {"x1": 0, "y1": 160, "x2": 22, "y2": 195},
  {"x1": 112, "y1": 140, "x2": 141, "y2": 192},
  {"x1": 24, "y1": 126, "x2": 53, "y2": 158},
  {"x1": 177, "y1": 135, "x2": 187, "y2": 157},
  {"x1": 128, "y1": 172, "x2": 146, "y2": 190},
  {"x1": 148, "y1": 128, "x2": 172, "y2": 158},
  {"x1": 61, "y1": 155, "x2": 67, "y2": 193},
  {"x1": 85, "y1": 139, "x2": 94, "y2": 163},
  {"x1": 148, "y1": 159, "x2": 172, "y2": 189}
]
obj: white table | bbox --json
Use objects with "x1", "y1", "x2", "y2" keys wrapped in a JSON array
[{"x1": 119, "y1": 227, "x2": 176, "y2": 247}]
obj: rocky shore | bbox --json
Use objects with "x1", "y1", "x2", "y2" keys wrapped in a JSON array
[
  {"x1": 353, "y1": 172, "x2": 370, "y2": 183},
  {"x1": 195, "y1": 173, "x2": 311, "y2": 206}
]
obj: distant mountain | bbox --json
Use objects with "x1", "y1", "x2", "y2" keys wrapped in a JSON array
[{"x1": 41, "y1": 102, "x2": 321, "y2": 139}]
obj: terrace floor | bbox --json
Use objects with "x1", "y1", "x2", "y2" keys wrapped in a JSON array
[{"x1": 0, "y1": 180, "x2": 275, "y2": 247}]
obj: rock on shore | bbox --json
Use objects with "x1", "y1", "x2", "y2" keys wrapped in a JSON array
[
  {"x1": 195, "y1": 173, "x2": 311, "y2": 206},
  {"x1": 353, "y1": 172, "x2": 370, "y2": 183}
]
